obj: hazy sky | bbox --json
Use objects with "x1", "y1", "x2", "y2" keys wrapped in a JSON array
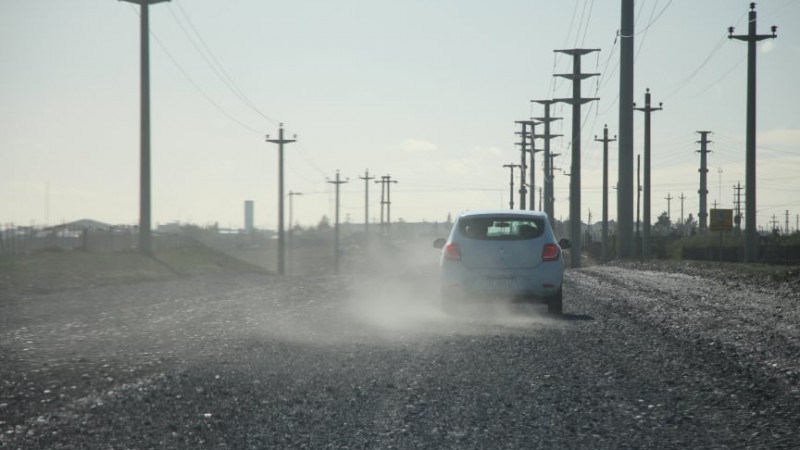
[{"x1": 3, "y1": 0, "x2": 799, "y2": 231}]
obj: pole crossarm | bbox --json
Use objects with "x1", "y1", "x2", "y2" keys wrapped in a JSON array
[
  {"x1": 553, "y1": 97, "x2": 600, "y2": 106},
  {"x1": 554, "y1": 73, "x2": 601, "y2": 81}
]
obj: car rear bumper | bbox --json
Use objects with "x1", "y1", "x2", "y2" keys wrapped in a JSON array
[{"x1": 440, "y1": 264, "x2": 563, "y2": 299}]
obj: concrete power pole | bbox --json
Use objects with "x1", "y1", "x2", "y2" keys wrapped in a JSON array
[
  {"x1": 734, "y1": 182, "x2": 744, "y2": 236},
  {"x1": 786, "y1": 210, "x2": 790, "y2": 235},
  {"x1": 729, "y1": 3, "x2": 778, "y2": 262},
  {"x1": 636, "y1": 154, "x2": 642, "y2": 258},
  {"x1": 618, "y1": 0, "x2": 636, "y2": 258},
  {"x1": 515, "y1": 120, "x2": 540, "y2": 210},
  {"x1": 121, "y1": 0, "x2": 170, "y2": 257},
  {"x1": 594, "y1": 125, "x2": 616, "y2": 261},
  {"x1": 665, "y1": 193, "x2": 673, "y2": 221},
  {"x1": 554, "y1": 48, "x2": 600, "y2": 268},
  {"x1": 679, "y1": 193, "x2": 686, "y2": 236},
  {"x1": 287, "y1": 191, "x2": 302, "y2": 275},
  {"x1": 375, "y1": 175, "x2": 398, "y2": 226},
  {"x1": 531, "y1": 100, "x2": 563, "y2": 222},
  {"x1": 502, "y1": 164, "x2": 522, "y2": 210},
  {"x1": 359, "y1": 170, "x2": 375, "y2": 236},
  {"x1": 327, "y1": 171, "x2": 348, "y2": 274},
  {"x1": 634, "y1": 88, "x2": 663, "y2": 259},
  {"x1": 696, "y1": 131, "x2": 712, "y2": 234},
  {"x1": 266, "y1": 124, "x2": 297, "y2": 276}
]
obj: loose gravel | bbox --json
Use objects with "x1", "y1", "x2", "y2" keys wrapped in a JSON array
[{"x1": 1, "y1": 260, "x2": 799, "y2": 449}]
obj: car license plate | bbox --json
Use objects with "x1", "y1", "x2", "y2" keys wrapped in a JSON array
[{"x1": 487, "y1": 276, "x2": 515, "y2": 289}]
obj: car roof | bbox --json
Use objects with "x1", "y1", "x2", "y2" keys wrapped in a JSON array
[{"x1": 457, "y1": 209, "x2": 549, "y2": 220}]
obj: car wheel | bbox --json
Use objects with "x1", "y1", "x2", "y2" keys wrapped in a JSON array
[{"x1": 547, "y1": 287, "x2": 563, "y2": 316}]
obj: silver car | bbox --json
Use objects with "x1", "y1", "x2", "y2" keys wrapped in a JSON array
[{"x1": 433, "y1": 210, "x2": 570, "y2": 315}]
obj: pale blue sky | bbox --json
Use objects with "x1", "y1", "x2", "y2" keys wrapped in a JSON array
[{"x1": 2, "y1": 0, "x2": 799, "y2": 231}]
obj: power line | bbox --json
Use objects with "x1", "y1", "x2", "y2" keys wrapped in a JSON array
[
  {"x1": 172, "y1": 0, "x2": 280, "y2": 125},
  {"x1": 140, "y1": 20, "x2": 267, "y2": 134}
]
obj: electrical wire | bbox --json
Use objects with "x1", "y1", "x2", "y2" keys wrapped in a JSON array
[
  {"x1": 172, "y1": 0, "x2": 280, "y2": 126},
  {"x1": 127, "y1": 4, "x2": 268, "y2": 135},
  {"x1": 620, "y1": 0, "x2": 674, "y2": 38}
]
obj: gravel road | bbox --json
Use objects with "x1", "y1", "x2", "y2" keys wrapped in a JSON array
[{"x1": 2, "y1": 258, "x2": 799, "y2": 449}]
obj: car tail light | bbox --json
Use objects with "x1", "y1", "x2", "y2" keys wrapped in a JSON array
[
  {"x1": 542, "y1": 243, "x2": 560, "y2": 262},
  {"x1": 443, "y1": 242, "x2": 461, "y2": 261}
]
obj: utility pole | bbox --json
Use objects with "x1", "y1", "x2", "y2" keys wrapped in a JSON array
[
  {"x1": 786, "y1": 210, "x2": 790, "y2": 235},
  {"x1": 729, "y1": 3, "x2": 778, "y2": 262},
  {"x1": 515, "y1": 120, "x2": 540, "y2": 210},
  {"x1": 734, "y1": 182, "x2": 744, "y2": 236},
  {"x1": 539, "y1": 187, "x2": 543, "y2": 211},
  {"x1": 696, "y1": 131, "x2": 712, "y2": 234},
  {"x1": 287, "y1": 191, "x2": 302, "y2": 275},
  {"x1": 531, "y1": 100, "x2": 563, "y2": 221},
  {"x1": 377, "y1": 178, "x2": 385, "y2": 225},
  {"x1": 358, "y1": 170, "x2": 375, "y2": 236},
  {"x1": 266, "y1": 124, "x2": 297, "y2": 276},
  {"x1": 327, "y1": 171, "x2": 348, "y2": 274},
  {"x1": 618, "y1": 0, "x2": 635, "y2": 258},
  {"x1": 554, "y1": 48, "x2": 600, "y2": 269},
  {"x1": 502, "y1": 164, "x2": 522, "y2": 210},
  {"x1": 634, "y1": 88, "x2": 663, "y2": 260},
  {"x1": 375, "y1": 175, "x2": 398, "y2": 226},
  {"x1": 121, "y1": 0, "x2": 170, "y2": 256},
  {"x1": 679, "y1": 193, "x2": 686, "y2": 236},
  {"x1": 594, "y1": 124, "x2": 616, "y2": 261},
  {"x1": 515, "y1": 122, "x2": 528, "y2": 210},
  {"x1": 636, "y1": 154, "x2": 642, "y2": 258},
  {"x1": 665, "y1": 193, "x2": 673, "y2": 221},
  {"x1": 770, "y1": 214, "x2": 779, "y2": 234}
]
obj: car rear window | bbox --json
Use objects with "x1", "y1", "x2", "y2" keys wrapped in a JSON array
[{"x1": 458, "y1": 216, "x2": 546, "y2": 240}]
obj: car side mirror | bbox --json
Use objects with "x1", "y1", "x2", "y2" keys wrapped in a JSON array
[
  {"x1": 433, "y1": 238, "x2": 446, "y2": 249},
  {"x1": 558, "y1": 238, "x2": 571, "y2": 249}
]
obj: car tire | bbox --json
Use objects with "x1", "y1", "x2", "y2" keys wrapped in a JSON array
[{"x1": 547, "y1": 287, "x2": 563, "y2": 316}]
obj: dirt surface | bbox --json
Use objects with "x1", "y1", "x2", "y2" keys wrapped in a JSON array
[{"x1": 1, "y1": 258, "x2": 799, "y2": 449}]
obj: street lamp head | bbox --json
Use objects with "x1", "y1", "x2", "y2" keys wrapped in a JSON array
[
  {"x1": 265, "y1": 134, "x2": 270, "y2": 140},
  {"x1": 771, "y1": 25, "x2": 778, "y2": 37},
  {"x1": 293, "y1": 134, "x2": 298, "y2": 139},
  {"x1": 728, "y1": 26, "x2": 735, "y2": 37},
  {"x1": 750, "y1": 2, "x2": 756, "y2": 11}
]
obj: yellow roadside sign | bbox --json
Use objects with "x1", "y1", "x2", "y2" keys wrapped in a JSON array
[{"x1": 709, "y1": 208, "x2": 733, "y2": 232}]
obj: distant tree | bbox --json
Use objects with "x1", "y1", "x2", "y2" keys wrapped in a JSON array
[
  {"x1": 684, "y1": 213, "x2": 697, "y2": 236},
  {"x1": 653, "y1": 211, "x2": 673, "y2": 236},
  {"x1": 317, "y1": 215, "x2": 331, "y2": 230}
]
